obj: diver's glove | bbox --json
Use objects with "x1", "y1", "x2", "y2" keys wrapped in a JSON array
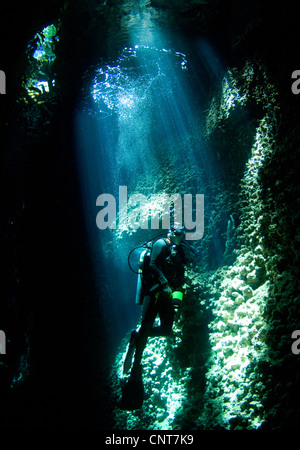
[
  {"x1": 150, "y1": 282, "x2": 172, "y2": 297},
  {"x1": 162, "y1": 284, "x2": 172, "y2": 297}
]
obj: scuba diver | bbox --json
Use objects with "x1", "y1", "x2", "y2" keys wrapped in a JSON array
[{"x1": 123, "y1": 225, "x2": 186, "y2": 378}]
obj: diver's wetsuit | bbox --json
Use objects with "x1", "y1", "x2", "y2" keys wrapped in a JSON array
[{"x1": 132, "y1": 238, "x2": 185, "y2": 370}]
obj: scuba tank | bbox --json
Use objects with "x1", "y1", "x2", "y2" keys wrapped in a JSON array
[
  {"x1": 132, "y1": 242, "x2": 153, "y2": 305},
  {"x1": 135, "y1": 249, "x2": 147, "y2": 305}
]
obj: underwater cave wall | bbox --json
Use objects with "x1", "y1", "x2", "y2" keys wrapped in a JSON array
[
  {"x1": 197, "y1": 61, "x2": 300, "y2": 429},
  {"x1": 199, "y1": 61, "x2": 279, "y2": 429}
]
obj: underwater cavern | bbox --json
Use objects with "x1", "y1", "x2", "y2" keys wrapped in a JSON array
[{"x1": 1, "y1": 0, "x2": 300, "y2": 432}]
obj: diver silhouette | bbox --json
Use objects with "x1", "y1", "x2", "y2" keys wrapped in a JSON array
[{"x1": 121, "y1": 226, "x2": 186, "y2": 409}]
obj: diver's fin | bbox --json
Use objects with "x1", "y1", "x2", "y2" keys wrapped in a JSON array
[
  {"x1": 120, "y1": 364, "x2": 144, "y2": 410},
  {"x1": 123, "y1": 346, "x2": 134, "y2": 374},
  {"x1": 123, "y1": 330, "x2": 137, "y2": 375}
]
